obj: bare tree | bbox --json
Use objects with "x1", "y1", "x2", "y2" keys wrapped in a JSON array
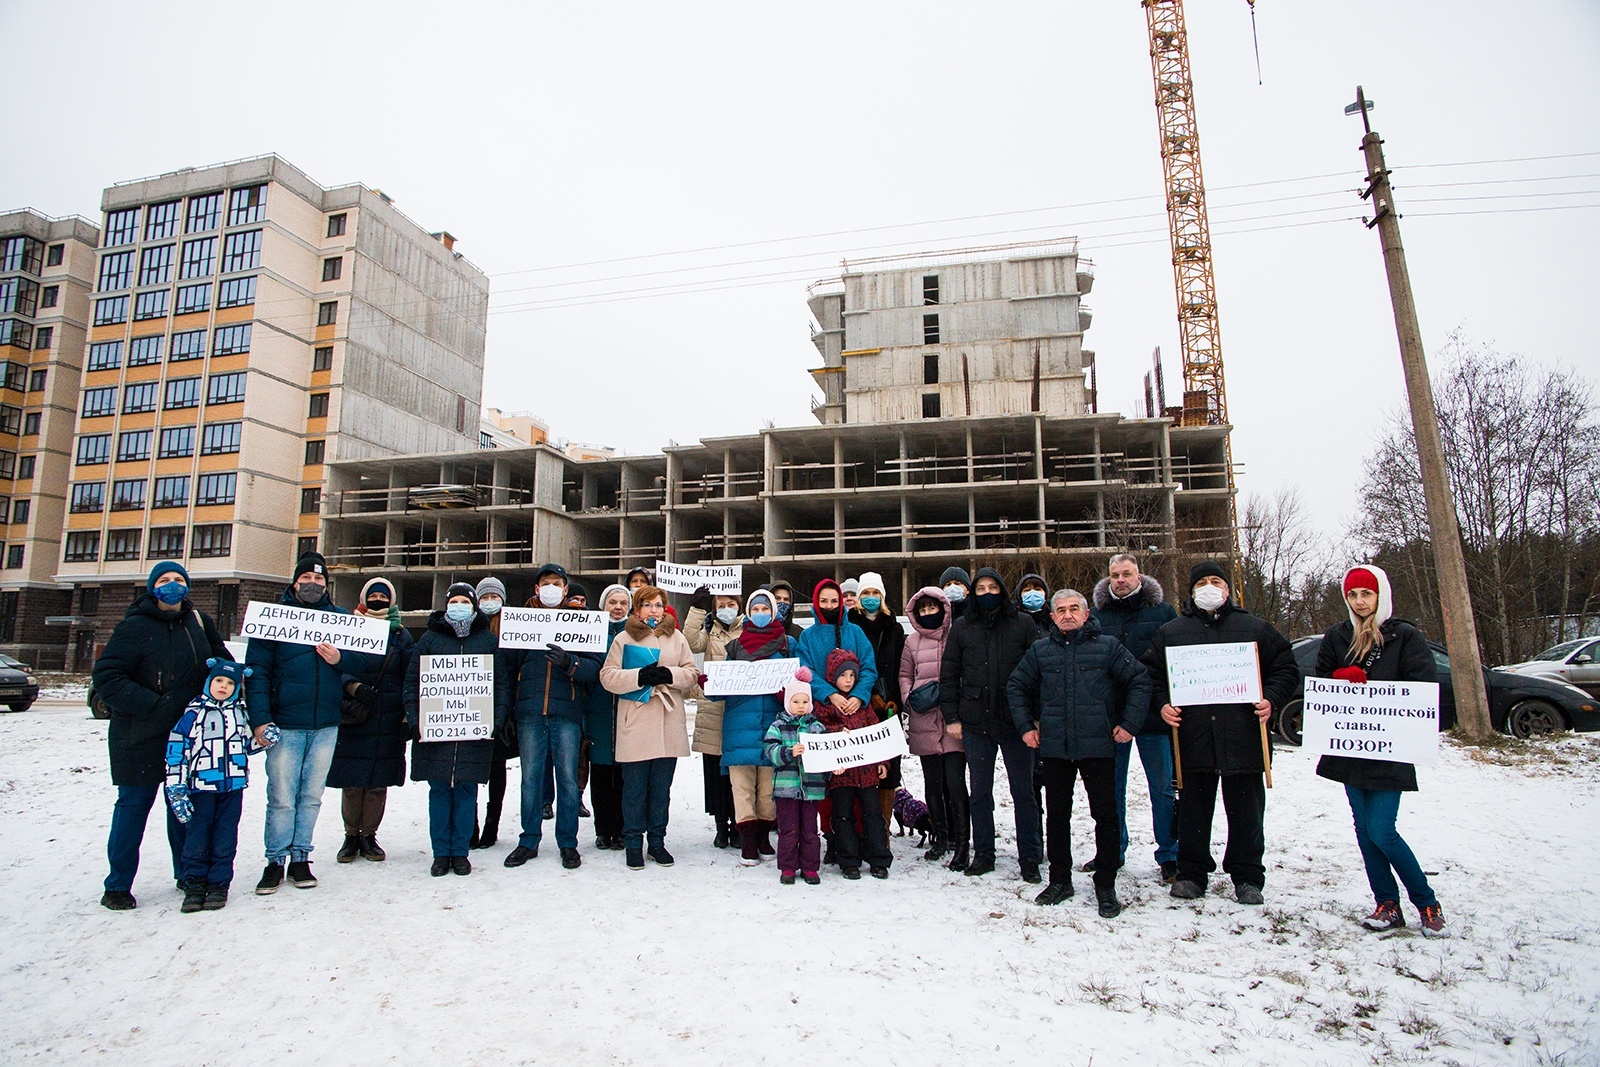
[{"x1": 1239, "y1": 486, "x2": 1342, "y2": 637}]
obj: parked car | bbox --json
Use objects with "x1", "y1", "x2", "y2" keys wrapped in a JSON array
[
  {"x1": 1498, "y1": 637, "x2": 1600, "y2": 697},
  {"x1": 1274, "y1": 634, "x2": 1600, "y2": 744},
  {"x1": 0, "y1": 654, "x2": 39, "y2": 713}
]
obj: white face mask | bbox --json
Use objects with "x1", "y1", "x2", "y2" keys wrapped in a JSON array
[
  {"x1": 1193, "y1": 586, "x2": 1228, "y2": 612},
  {"x1": 943, "y1": 584, "x2": 967, "y2": 602},
  {"x1": 478, "y1": 597, "x2": 502, "y2": 616},
  {"x1": 538, "y1": 584, "x2": 565, "y2": 608}
]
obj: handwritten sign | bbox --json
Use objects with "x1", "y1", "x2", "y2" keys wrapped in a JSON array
[
  {"x1": 653, "y1": 561, "x2": 742, "y2": 596},
  {"x1": 240, "y1": 601, "x2": 390, "y2": 655},
  {"x1": 418, "y1": 655, "x2": 494, "y2": 742},
  {"x1": 801, "y1": 717, "x2": 909, "y2": 773},
  {"x1": 1300, "y1": 677, "x2": 1440, "y2": 766},
  {"x1": 497, "y1": 607, "x2": 609, "y2": 651},
  {"x1": 703, "y1": 658, "x2": 801, "y2": 697},
  {"x1": 1165, "y1": 642, "x2": 1263, "y2": 706}
]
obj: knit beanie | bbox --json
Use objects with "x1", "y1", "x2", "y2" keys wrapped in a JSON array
[
  {"x1": 567, "y1": 581, "x2": 588, "y2": 602},
  {"x1": 445, "y1": 582, "x2": 479, "y2": 609},
  {"x1": 839, "y1": 578, "x2": 860, "y2": 595},
  {"x1": 203, "y1": 657, "x2": 251, "y2": 704},
  {"x1": 1342, "y1": 564, "x2": 1393, "y2": 628},
  {"x1": 939, "y1": 566, "x2": 971, "y2": 589},
  {"x1": 856, "y1": 572, "x2": 887, "y2": 597},
  {"x1": 1342, "y1": 568, "x2": 1379, "y2": 596},
  {"x1": 599, "y1": 584, "x2": 631, "y2": 610},
  {"x1": 147, "y1": 559, "x2": 189, "y2": 593},
  {"x1": 293, "y1": 552, "x2": 327, "y2": 582},
  {"x1": 359, "y1": 577, "x2": 397, "y2": 607},
  {"x1": 475, "y1": 576, "x2": 507, "y2": 601},
  {"x1": 825, "y1": 647, "x2": 860, "y2": 688},
  {"x1": 1188, "y1": 561, "x2": 1229, "y2": 590}
]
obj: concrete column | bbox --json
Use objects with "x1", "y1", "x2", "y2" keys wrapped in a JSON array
[
  {"x1": 723, "y1": 448, "x2": 733, "y2": 499},
  {"x1": 492, "y1": 458, "x2": 510, "y2": 506}
]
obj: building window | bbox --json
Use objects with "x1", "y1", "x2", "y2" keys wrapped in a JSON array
[
  {"x1": 316, "y1": 301, "x2": 337, "y2": 326},
  {"x1": 153, "y1": 475, "x2": 190, "y2": 509},
  {"x1": 103, "y1": 208, "x2": 139, "y2": 247},
  {"x1": 207, "y1": 372, "x2": 246, "y2": 406},
  {"x1": 217, "y1": 276, "x2": 256, "y2": 308},
  {"x1": 11, "y1": 499, "x2": 28, "y2": 524},
  {"x1": 111, "y1": 478, "x2": 146, "y2": 511},
  {"x1": 33, "y1": 326, "x2": 52, "y2": 350},
  {"x1": 202, "y1": 421, "x2": 242, "y2": 455},
  {"x1": 480, "y1": 431, "x2": 495, "y2": 448},
  {"x1": 228, "y1": 186, "x2": 266, "y2": 226},
  {"x1": 196, "y1": 472, "x2": 236, "y2": 506},
  {"x1": 16, "y1": 455, "x2": 33, "y2": 479},
  {"x1": 145, "y1": 201, "x2": 181, "y2": 242},
  {"x1": 174, "y1": 283, "x2": 210, "y2": 315},
  {"x1": 170, "y1": 329, "x2": 205, "y2": 361},
  {"x1": 186, "y1": 193, "x2": 222, "y2": 233},
  {"x1": 923, "y1": 313, "x2": 940, "y2": 345},
  {"x1": 2, "y1": 236, "x2": 43, "y2": 273},
  {"x1": 27, "y1": 369, "x2": 44, "y2": 392},
  {"x1": 4, "y1": 361, "x2": 26, "y2": 391},
  {"x1": 0, "y1": 450, "x2": 14, "y2": 478},
  {"x1": 94, "y1": 296, "x2": 128, "y2": 325},
  {"x1": 309, "y1": 392, "x2": 329, "y2": 418},
  {"x1": 64, "y1": 530, "x2": 101, "y2": 562},
  {"x1": 98, "y1": 251, "x2": 134, "y2": 292},
  {"x1": 300, "y1": 487, "x2": 322, "y2": 514},
  {"x1": 923, "y1": 353, "x2": 940, "y2": 385},
  {"x1": 126, "y1": 337, "x2": 162, "y2": 368},
  {"x1": 163, "y1": 377, "x2": 201, "y2": 410},
  {"x1": 46, "y1": 244, "x2": 64, "y2": 267},
  {"x1": 216, "y1": 583, "x2": 239, "y2": 633},
  {"x1": 117, "y1": 430, "x2": 152, "y2": 462},
  {"x1": 22, "y1": 412, "x2": 39, "y2": 436},
  {"x1": 70, "y1": 482, "x2": 106, "y2": 513},
  {"x1": 923, "y1": 275, "x2": 940, "y2": 305},
  {"x1": 106, "y1": 528, "x2": 142, "y2": 561},
  {"x1": 181, "y1": 237, "x2": 216, "y2": 279},
  {"x1": 3, "y1": 545, "x2": 20, "y2": 569},
  {"x1": 304, "y1": 439, "x2": 325, "y2": 465},
  {"x1": 191, "y1": 523, "x2": 233, "y2": 558},
  {"x1": 0, "y1": 278, "x2": 38, "y2": 315},
  {"x1": 221, "y1": 230, "x2": 261, "y2": 273},
  {"x1": 122, "y1": 381, "x2": 159, "y2": 415},
  {"x1": 327, "y1": 213, "x2": 347, "y2": 238},
  {"x1": 81, "y1": 386, "x2": 117, "y2": 418},
  {"x1": 297, "y1": 535, "x2": 318, "y2": 559},
  {"x1": 922, "y1": 392, "x2": 941, "y2": 419},
  {"x1": 0, "y1": 406, "x2": 18, "y2": 435},
  {"x1": 212, "y1": 323, "x2": 251, "y2": 356},
  {"x1": 321, "y1": 256, "x2": 343, "y2": 282},
  {"x1": 87, "y1": 341, "x2": 123, "y2": 371},
  {"x1": 312, "y1": 345, "x2": 333, "y2": 372},
  {"x1": 133, "y1": 289, "x2": 169, "y2": 320},
  {"x1": 158, "y1": 425, "x2": 195, "y2": 458},
  {"x1": 147, "y1": 526, "x2": 184, "y2": 560},
  {"x1": 139, "y1": 244, "x2": 175, "y2": 286},
  {"x1": 41, "y1": 285, "x2": 59, "y2": 309},
  {"x1": 0, "y1": 320, "x2": 32, "y2": 349}
]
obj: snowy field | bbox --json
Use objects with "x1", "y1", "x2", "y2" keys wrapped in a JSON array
[{"x1": 3, "y1": 702, "x2": 1598, "y2": 1066}]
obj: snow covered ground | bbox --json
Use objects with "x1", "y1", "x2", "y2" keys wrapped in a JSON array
[{"x1": 3, "y1": 702, "x2": 1598, "y2": 1066}]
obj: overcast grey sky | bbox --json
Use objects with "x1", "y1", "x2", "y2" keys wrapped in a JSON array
[{"x1": 4, "y1": 1, "x2": 1596, "y2": 535}]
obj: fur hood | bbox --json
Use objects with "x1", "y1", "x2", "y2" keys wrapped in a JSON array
[
  {"x1": 625, "y1": 612, "x2": 678, "y2": 641},
  {"x1": 1092, "y1": 573, "x2": 1165, "y2": 610}
]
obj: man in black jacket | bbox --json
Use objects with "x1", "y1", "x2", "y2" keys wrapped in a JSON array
[
  {"x1": 939, "y1": 567, "x2": 1041, "y2": 880},
  {"x1": 1091, "y1": 553, "x2": 1180, "y2": 883},
  {"x1": 1146, "y1": 562, "x2": 1301, "y2": 905},
  {"x1": 1009, "y1": 589, "x2": 1151, "y2": 917}
]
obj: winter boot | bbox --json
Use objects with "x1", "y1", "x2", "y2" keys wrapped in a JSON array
[
  {"x1": 337, "y1": 834, "x2": 362, "y2": 863},
  {"x1": 286, "y1": 861, "x2": 317, "y2": 889},
  {"x1": 822, "y1": 833, "x2": 838, "y2": 867},
  {"x1": 1159, "y1": 861, "x2": 1179, "y2": 885},
  {"x1": 203, "y1": 884, "x2": 229, "y2": 911},
  {"x1": 923, "y1": 833, "x2": 948, "y2": 863},
  {"x1": 430, "y1": 857, "x2": 451, "y2": 877},
  {"x1": 714, "y1": 817, "x2": 731, "y2": 850},
  {"x1": 780, "y1": 871, "x2": 796, "y2": 885},
  {"x1": 451, "y1": 856, "x2": 471, "y2": 876},
  {"x1": 360, "y1": 835, "x2": 387, "y2": 862},
  {"x1": 1235, "y1": 883, "x2": 1264, "y2": 906},
  {"x1": 1362, "y1": 900, "x2": 1405, "y2": 931},
  {"x1": 1096, "y1": 886, "x2": 1122, "y2": 919},
  {"x1": 946, "y1": 843, "x2": 970, "y2": 872},
  {"x1": 647, "y1": 845, "x2": 675, "y2": 867},
  {"x1": 626, "y1": 847, "x2": 645, "y2": 870},
  {"x1": 1020, "y1": 860, "x2": 1042, "y2": 884},
  {"x1": 1035, "y1": 882, "x2": 1073, "y2": 906},
  {"x1": 181, "y1": 881, "x2": 207, "y2": 913},
  {"x1": 1170, "y1": 879, "x2": 1205, "y2": 899},
  {"x1": 756, "y1": 819, "x2": 776, "y2": 856},
  {"x1": 737, "y1": 822, "x2": 761, "y2": 867},
  {"x1": 254, "y1": 863, "x2": 285, "y2": 896},
  {"x1": 100, "y1": 890, "x2": 137, "y2": 911},
  {"x1": 963, "y1": 852, "x2": 996, "y2": 877},
  {"x1": 560, "y1": 847, "x2": 582, "y2": 870},
  {"x1": 476, "y1": 803, "x2": 501, "y2": 849},
  {"x1": 802, "y1": 872, "x2": 821, "y2": 885}
]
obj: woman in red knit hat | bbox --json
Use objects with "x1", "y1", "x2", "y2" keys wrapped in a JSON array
[{"x1": 1314, "y1": 564, "x2": 1447, "y2": 937}]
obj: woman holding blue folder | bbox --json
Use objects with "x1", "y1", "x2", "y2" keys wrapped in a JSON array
[{"x1": 600, "y1": 585, "x2": 697, "y2": 871}]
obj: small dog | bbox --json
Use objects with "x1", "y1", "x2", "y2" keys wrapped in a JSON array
[{"x1": 892, "y1": 788, "x2": 932, "y2": 847}]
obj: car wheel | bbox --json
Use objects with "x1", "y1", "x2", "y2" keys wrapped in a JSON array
[
  {"x1": 1505, "y1": 699, "x2": 1565, "y2": 739},
  {"x1": 1276, "y1": 698, "x2": 1303, "y2": 747},
  {"x1": 6, "y1": 703, "x2": 30, "y2": 713}
]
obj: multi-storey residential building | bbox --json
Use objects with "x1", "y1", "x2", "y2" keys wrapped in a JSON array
[
  {"x1": 0, "y1": 211, "x2": 100, "y2": 664},
  {"x1": 27, "y1": 155, "x2": 488, "y2": 668}
]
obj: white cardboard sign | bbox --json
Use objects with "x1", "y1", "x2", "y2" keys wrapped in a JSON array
[
  {"x1": 1300, "y1": 677, "x2": 1441, "y2": 766},
  {"x1": 496, "y1": 607, "x2": 609, "y2": 651},
  {"x1": 1165, "y1": 642, "x2": 1263, "y2": 706},
  {"x1": 418, "y1": 654, "x2": 494, "y2": 742},
  {"x1": 653, "y1": 561, "x2": 742, "y2": 595},
  {"x1": 702, "y1": 658, "x2": 801, "y2": 697},
  {"x1": 801, "y1": 717, "x2": 909, "y2": 774},
  {"x1": 240, "y1": 601, "x2": 390, "y2": 655}
]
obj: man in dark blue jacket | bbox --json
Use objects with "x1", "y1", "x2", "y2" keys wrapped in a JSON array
[
  {"x1": 1091, "y1": 553, "x2": 1180, "y2": 883},
  {"x1": 245, "y1": 553, "x2": 373, "y2": 894}
]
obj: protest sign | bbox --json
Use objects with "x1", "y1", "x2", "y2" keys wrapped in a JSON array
[
  {"x1": 240, "y1": 601, "x2": 391, "y2": 655},
  {"x1": 417, "y1": 655, "x2": 494, "y2": 742},
  {"x1": 703, "y1": 658, "x2": 801, "y2": 697},
  {"x1": 653, "y1": 561, "x2": 742, "y2": 595},
  {"x1": 801, "y1": 717, "x2": 909, "y2": 774},
  {"x1": 497, "y1": 607, "x2": 609, "y2": 651},
  {"x1": 1300, "y1": 677, "x2": 1440, "y2": 766},
  {"x1": 1165, "y1": 642, "x2": 1263, "y2": 706}
]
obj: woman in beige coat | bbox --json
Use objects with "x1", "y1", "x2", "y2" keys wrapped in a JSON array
[
  {"x1": 685, "y1": 589, "x2": 741, "y2": 849},
  {"x1": 600, "y1": 586, "x2": 697, "y2": 870}
]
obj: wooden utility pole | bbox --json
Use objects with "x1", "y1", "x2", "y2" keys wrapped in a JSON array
[{"x1": 1350, "y1": 87, "x2": 1493, "y2": 742}]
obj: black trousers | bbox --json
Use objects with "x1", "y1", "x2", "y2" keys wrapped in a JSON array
[
  {"x1": 483, "y1": 753, "x2": 510, "y2": 833},
  {"x1": 1040, "y1": 756, "x2": 1120, "y2": 889},
  {"x1": 829, "y1": 786, "x2": 892, "y2": 871},
  {"x1": 1177, "y1": 771, "x2": 1266, "y2": 889},
  {"x1": 920, "y1": 753, "x2": 969, "y2": 847},
  {"x1": 589, "y1": 762, "x2": 624, "y2": 839},
  {"x1": 701, "y1": 754, "x2": 735, "y2": 823}
]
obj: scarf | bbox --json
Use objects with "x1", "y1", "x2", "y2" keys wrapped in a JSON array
[{"x1": 737, "y1": 619, "x2": 787, "y2": 658}]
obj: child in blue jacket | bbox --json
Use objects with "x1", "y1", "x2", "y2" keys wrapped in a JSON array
[{"x1": 166, "y1": 659, "x2": 276, "y2": 912}]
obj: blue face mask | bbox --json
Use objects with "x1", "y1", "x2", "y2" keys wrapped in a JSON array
[
  {"x1": 776, "y1": 602, "x2": 791, "y2": 621},
  {"x1": 715, "y1": 607, "x2": 739, "y2": 626},
  {"x1": 153, "y1": 581, "x2": 188, "y2": 605},
  {"x1": 1021, "y1": 590, "x2": 1046, "y2": 612},
  {"x1": 748, "y1": 611, "x2": 773, "y2": 630},
  {"x1": 860, "y1": 595, "x2": 882, "y2": 615},
  {"x1": 446, "y1": 603, "x2": 474, "y2": 623},
  {"x1": 943, "y1": 584, "x2": 967, "y2": 602}
]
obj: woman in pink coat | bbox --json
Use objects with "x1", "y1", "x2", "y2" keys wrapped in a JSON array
[{"x1": 899, "y1": 586, "x2": 969, "y2": 868}]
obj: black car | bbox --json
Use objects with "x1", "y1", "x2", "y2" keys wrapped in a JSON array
[
  {"x1": 1276, "y1": 634, "x2": 1600, "y2": 744},
  {"x1": 0, "y1": 653, "x2": 39, "y2": 713}
]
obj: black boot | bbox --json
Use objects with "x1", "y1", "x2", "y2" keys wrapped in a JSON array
[
  {"x1": 963, "y1": 852, "x2": 996, "y2": 877},
  {"x1": 714, "y1": 818, "x2": 731, "y2": 850},
  {"x1": 822, "y1": 833, "x2": 838, "y2": 867},
  {"x1": 477, "y1": 802, "x2": 501, "y2": 849},
  {"x1": 337, "y1": 834, "x2": 362, "y2": 863},
  {"x1": 946, "y1": 844, "x2": 970, "y2": 872},
  {"x1": 203, "y1": 883, "x2": 229, "y2": 910},
  {"x1": 923, "y1": 832, "x2": 948, "y2": 863},
  {"x1": 180, "y1": 880, "x2": 207, "y2": 913}
]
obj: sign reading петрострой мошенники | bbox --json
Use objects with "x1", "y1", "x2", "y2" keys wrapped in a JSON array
[
  {"x1": 239, "y1": 602, "x2": 390, "y2": 654},
  {"x1": 418, "y1": 655, "x2": 493, "y2": 742},
  {"x1": 1300, "y1": 677, "x2": 1440, "y2": 766}
]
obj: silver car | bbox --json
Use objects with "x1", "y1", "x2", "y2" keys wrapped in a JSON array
[{"x1": 1502, "y1": 638, "x2": 1600, "y2": 697}]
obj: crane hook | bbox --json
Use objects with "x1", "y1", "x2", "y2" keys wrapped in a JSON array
[{"x1": 1248, "y1": 0, "x2": 1262, "y2": 84}]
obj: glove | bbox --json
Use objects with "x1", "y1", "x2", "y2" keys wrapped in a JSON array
[
  {"x1": 352, "y1": 682, "x2": 378, "y2": 706},
  {"x1": 1330, "y1": 666, "x2": 1368, "y2": 684},
  {"x1": 545, "y1": 644, "x2": 574, "y2": 674},
  {"x1": 166, "y1": 784, "x2": 193, "y2": 824},
  {"x1": 637, "y1": 664, "x2": 674, "y2": 688},
  {"x1": 387, "y1": 605, "x2": 403, "y2": 630},
  {"x1": 495, "y1": 716, "x2": 519, "y2": 747},
  {"x1": 690, "y1": 586, "x2": 716, "y2": 613}
]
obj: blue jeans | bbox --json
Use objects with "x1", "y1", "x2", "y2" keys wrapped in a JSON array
[
  {"x1": 430, "y1": 781, "x2": 478, "y2": 857},
  {"x1": 263, "y1": 726, "x2": 339, "y2": 863},
  {"x1": 518, "y1": 715, "x2": 582, "y2": 850},
  {"x1": 182, "y1": 790, "x2": 244, "y2": 886},
  {"x1": 963, "y1": 728, "x2": 1042, "y2": 864},
  {"x1": 1346, "y1": 786, "x2": 1437, "y2": 909},
  {"x1": 1114, "y1": 734, "x2": 1178, "y2": 865},
  {"x1": 620, "y1": 758, "x2": 677, "y2": 850},
  {"x1": 104, "y1": 784, "x2": 185, "y2": 892}
]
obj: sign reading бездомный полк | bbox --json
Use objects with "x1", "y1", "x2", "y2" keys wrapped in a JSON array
[{"x1": 239, "y1": 602, "x2": 390, "y2": 655}]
